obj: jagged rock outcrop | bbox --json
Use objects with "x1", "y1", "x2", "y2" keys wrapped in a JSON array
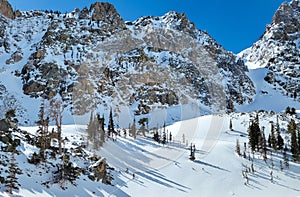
[
  {"x1": 0, "y1": 0, "x2": 14, "y2": 19},
  {"x1": 90, "y1": 2, "x2": 125, "y2": 29},
  {"x1": 240, "y1": 0, "x2": 300, "y2": 101}
]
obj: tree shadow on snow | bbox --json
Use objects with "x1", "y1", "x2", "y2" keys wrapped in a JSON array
[
  {"x1": 135, "y1": 169, "x2": 191, "y2": 193},
  {"x1": 194, "y1": 160, "x2": 230, "y2": 172}
]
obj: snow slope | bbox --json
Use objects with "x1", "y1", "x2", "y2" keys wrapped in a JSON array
[
  {"x1": 102, "y1": 114, "x2": 300, "y2": 197},
  {"x1": 3, "y1": 112, "x2": 299, "y2": 197},
  {"x1": 237, "y1": 68, "x2": 300, "y2": 113}
]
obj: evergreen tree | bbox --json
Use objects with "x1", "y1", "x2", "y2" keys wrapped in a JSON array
[
  {"x1": 227, "y1": 98, "x2": 234, "y2": 112},
  {"x1": 261, "y1": 130, "x2": 267, "y2": 160},
  {"x1": 291, "y1": 127, "x2": 299, "y2": 161},
  {"x1": 283, "y1": 145, "x2": 289, "y2": 168},
  {"x1": 36, "y1": 99, "x2": 50, "y2": 160},
  {"x1": 189, "y1": 143, "x2": 196, "y2": 161},
  {"x1": 243, "y1": 142, "x2": 247, "y2": 159},
  {"x1": 291, "y1": 107, "x2": 296, "y2": 115},
  {"x1": 162, "y1": 130, "x2": 166, "y2": 145},
  {"x1": 248, "y1": 120, "x2": 260, "y2": 152},
  {"x1": 229, "y1": 119, "x2": 233, "y2": 131},
  {"x1": 52, "y1": 155, "x2": 80, "y2": 189},
  {"x1": 2, "y1": 111, "x2": 22, "y2": 195},
  {"x1": 276, "y1": 116, "x2": 284, "y2": 150},
  {"x1": 255, "y1": 113, "x2": 259, "y2": 125},
  {"x1": 5, "y1": 148, "x2": 22, "y2": 194},
  {"x1": 270, "y1": 123, "x2": 277, "y2": 151},
  {"x1": 50, "y1": 99, "x2": 65, "y2": 155},
  {"x1": 130, "y1": 118, "x2": 136, "y2": 139},
  {"x1": 288, "y1": 119, "x2": 298, "y2": 160},
  {"x1": 108, "y1": 108, "x2": 114, "y2": 138},
  {"x1": 236, "y1": 139, "x2": 241, "y2": 156},
  {"x1": 285, "y1": 106, "x2": 291, "y2": 115},
  {"x1": 277, "y1": 133, "x2": 284, "y2": 151},
  {"x1": 99, "y1": 114, "x2": 105, "y2": 144},
  {"x1": 287, "y1": 119, "x2": 296, "y2": 134},
  {"x1": 267, "y1": 134, "x2": 271, "y2": 147}
]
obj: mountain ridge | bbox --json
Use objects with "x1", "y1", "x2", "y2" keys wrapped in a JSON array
[{"x1": 0, "y1": 1, "x2": 255, "y2": 126}]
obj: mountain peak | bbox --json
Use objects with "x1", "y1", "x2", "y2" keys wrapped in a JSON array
[
  {"x1": 0, "y1": 0, "x2": 14, "y2": 19},
  {"x1": 78, "y1": 2, "x2": 125, "y2": 29},
  {"x1": 271, "y1": 0, "x2": 300, "y2": 32}
]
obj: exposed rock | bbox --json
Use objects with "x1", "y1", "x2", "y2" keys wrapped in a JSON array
[
  {"x1": 23, "y1": 80, "x2": 46, "y2": 95},
  {"x1": 6, "y1": 50, "x2": 23, "y2": 64},
  {"x1": 89, "y1": 2, "x2": 125, "y2": 30},
  {"x1": 272, "y1": 1, "x2": 300, "y2": 34},
  {"x1": 240, "y1": 0, "x2": 300, "y2": 102},
  {"x1": 0, "y1": 0, "x2": 14, "y2": 19}
]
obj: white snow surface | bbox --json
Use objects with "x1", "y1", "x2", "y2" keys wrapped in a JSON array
[
  {"x1": 237, "y1": 68, "x2": 300, "y2": 113},
  {"x1": 1, "y1": 112, "x2": 299, "y2": 197}
]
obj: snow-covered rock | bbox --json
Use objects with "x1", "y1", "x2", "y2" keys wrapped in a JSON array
[
  {"x1": 240, "y1": 0, "x2": 300, "y2": 101},
  {"x1": 0, "y1": 2, "x2": 255, "y2": 127}
]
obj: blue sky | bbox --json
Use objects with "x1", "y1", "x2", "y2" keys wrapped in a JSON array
[{"x1": 9, "y1": 0, "x2": 287, "y2": 53}]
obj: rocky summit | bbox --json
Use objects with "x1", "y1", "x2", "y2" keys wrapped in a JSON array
[
  {"x1": 240, "y1": 0, "x2": 300, "y2": 100},
  {"x1": 0, "y1": 0, "x2": 14, "y2": 19}
]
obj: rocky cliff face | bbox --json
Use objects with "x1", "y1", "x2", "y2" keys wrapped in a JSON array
[
  {"x1": 0, "y1": 1, "x2": 255, "y2": 125},
  {"x1": 240, "y1": 0, "x2": 300, "y2": 101},
  {"x1": 0, "y1": 0, "x2": 14, "y2": 19}
]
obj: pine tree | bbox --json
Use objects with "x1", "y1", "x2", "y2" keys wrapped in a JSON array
[
  {"x1": 291, "y1": 107, "x2": 296, "y2": 115},
  {"x1": 267, "y1": 134, "x2": 271, "y2": 147},
  {"x1": 270, "y1": 123, "x2": 277, "y2": 151},
  {"x1": 52, "y1": 155, "x2": 80, "y2": 189},
  {"x1": 291, "y1": 127, "x2": 299, "y2": 161},
  {"x1": 285, "y1": 106, "x2": 291, "y2": 115},
  {"x1": 236, "y1": 139, "x2": 241, "y2": 156},
  {"x1": 229, "y1": 119, "x2": 233, "y2": 131},
  {"x1": 189, "y1": 144, "x2": 196, "y2": 161},
  {"x1": 162, "y1": 130, "x2": 166, "y2": 145},
  {"x1": 283, "y1": 145, "x2": 289, "y2": 168},
  {"x1": 108, "y1": 108, "x2": 114, "y2": 138},
  {"x1": 130, "y1": 118, "x2": 136, "y2": 139},
  {"x1": 5, "y1": 139, "x2": 22, "y2": 194},
  {"x1": 287, "y1": 119, "x2": 296, "y2": 134},
  {"x1": 227, "y1": 98, "x2": 234, "y2": 112},
  {"x1": 36, "y1": 99, "x2": 50, "y2": 160},
  {"x1": 5, "y1": 151, "x2": 21, "y2": 194},
  {"x1": 243, "y1": 142, "x2": 247, "y2": 159},
  {"x1": 288, "y1": 119, "x2": 299, "y2": 161},
  {"x1": 276, "y1": 116, "x2": 284, "y2": 150},
  {"x1": 277, "y1": 133, "x2": 284, "y2": 151},
  {"x1": 262, "y1": 130, "x2": 267, "y2": 161},
  {"x1": 50, "y1": 99, "x2": 65, "y2": 155},
  {"x1": 99, "y1": 114, "x2": 105, "y2": 144},
  {"x1": 248, "y1": 120, "x2": 260, "y2": 152}
]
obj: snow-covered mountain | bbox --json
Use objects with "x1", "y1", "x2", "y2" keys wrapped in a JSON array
[
  {"x1": 0, "y1": 1, "x2": 255, "y2": 126},
  {"x1": 240, "y1": 0, "x2": 300, "y2": 101},
  {"x1": 0, "y1": 1, "x2": 300, "y2": 197}
]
